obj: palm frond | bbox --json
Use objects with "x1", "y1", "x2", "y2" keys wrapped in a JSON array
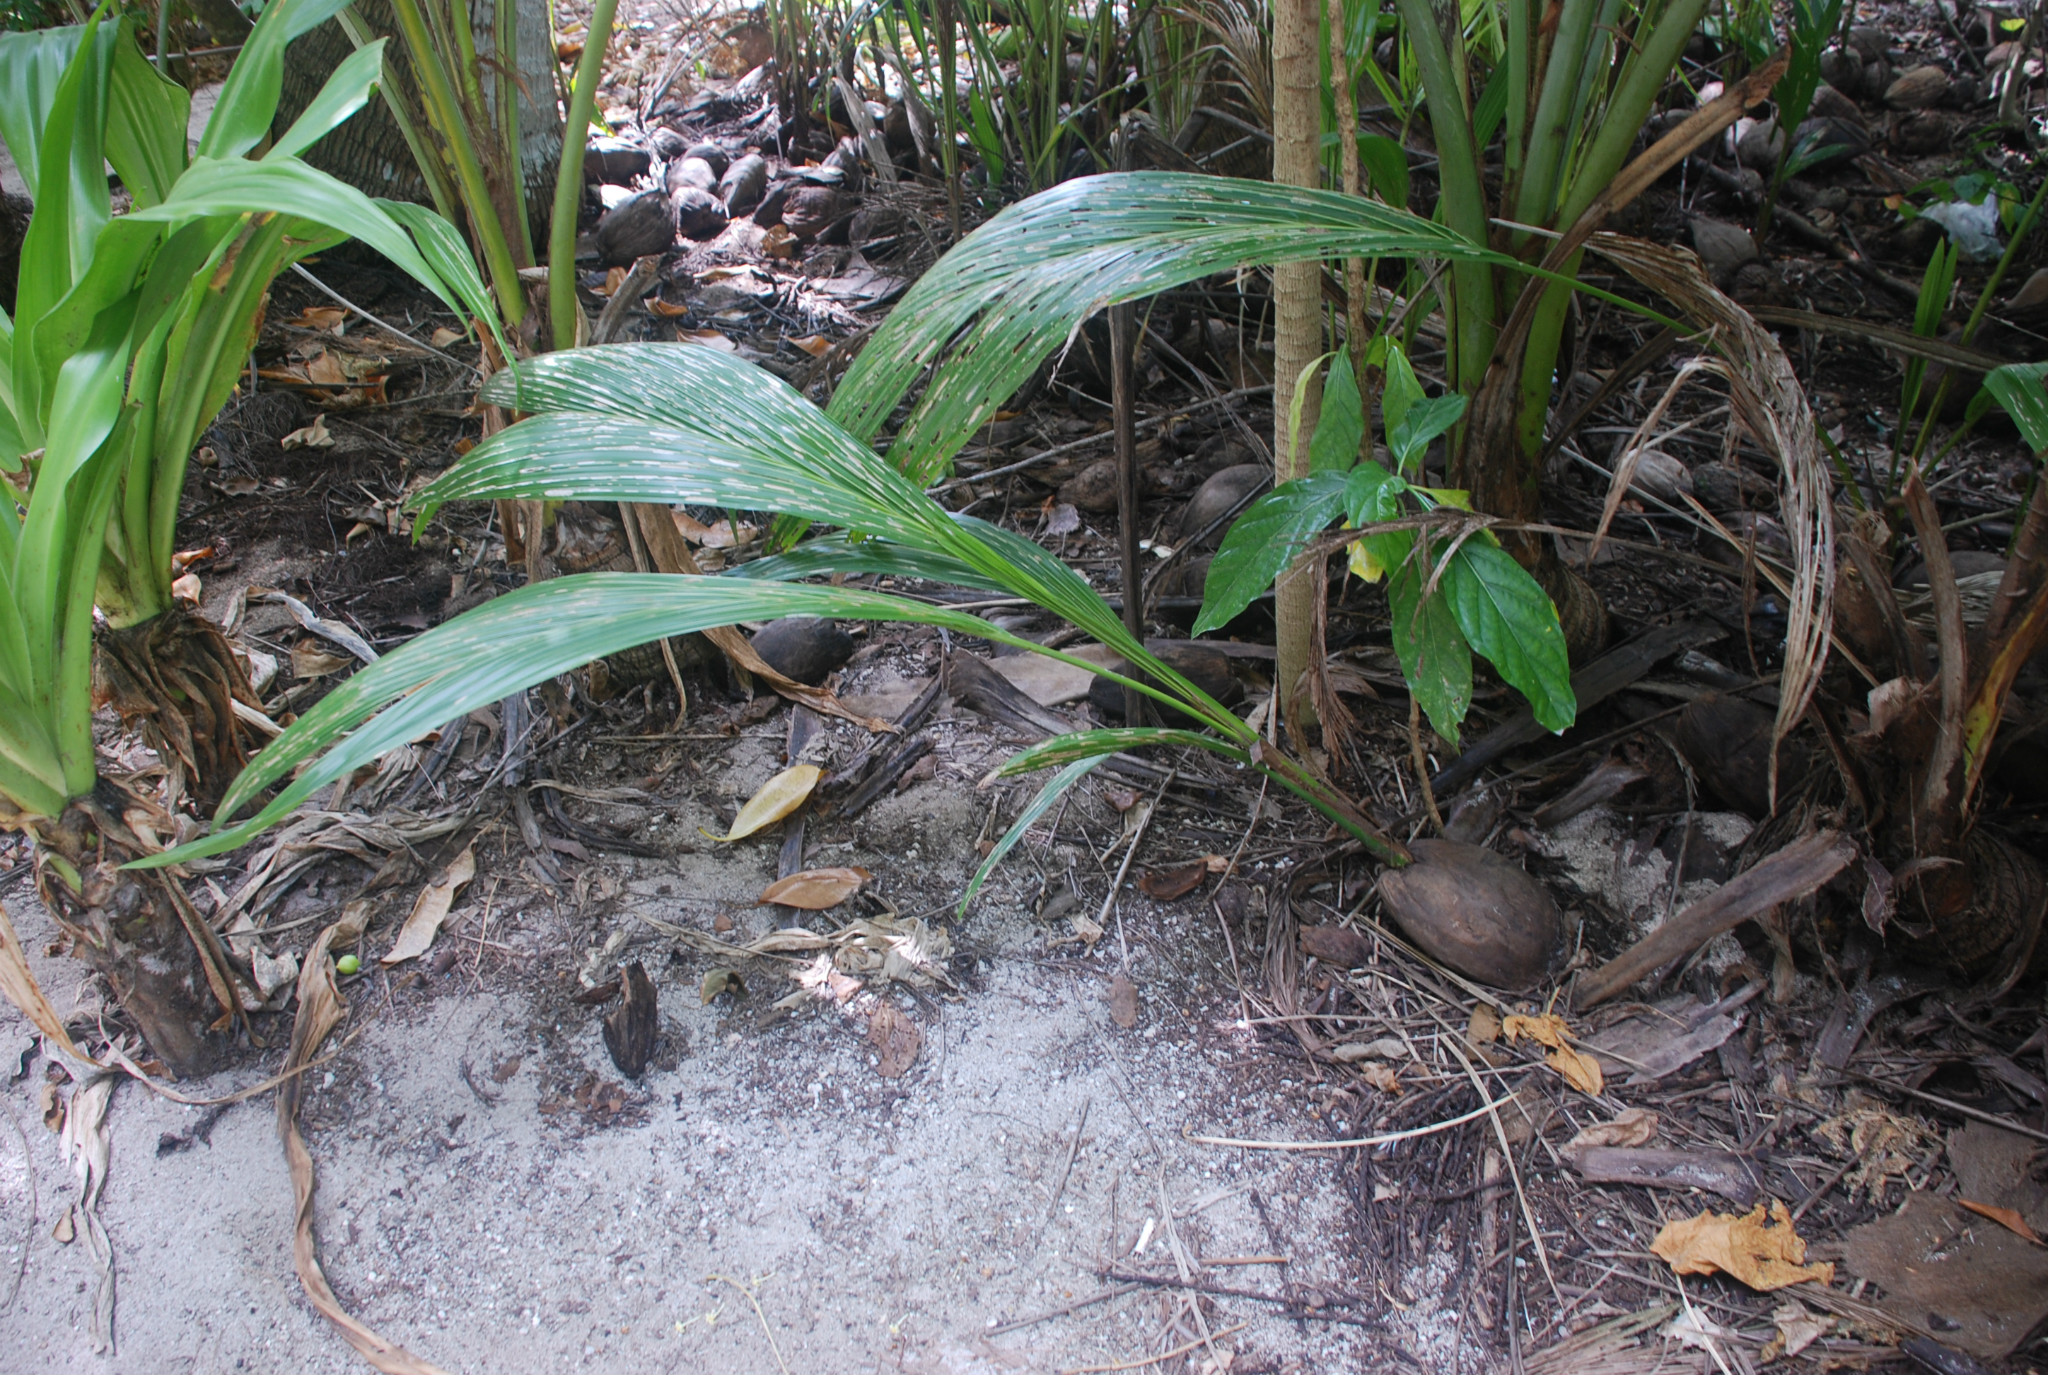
[{"x1": 825, "y1": 173, "x2": 1514, "y2": 483}]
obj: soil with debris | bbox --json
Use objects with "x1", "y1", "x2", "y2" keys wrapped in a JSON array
[{"x1": 6, "y1": 0, "x2": 2048, "y2": 1370}]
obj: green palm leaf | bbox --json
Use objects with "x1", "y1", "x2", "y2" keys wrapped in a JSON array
[
  {"x1": 825, "y1": 173, "x2": 1516, "y2": 484},
  {"x1": 141, "y1": 575, "x2": 1181, "y2": 868}
]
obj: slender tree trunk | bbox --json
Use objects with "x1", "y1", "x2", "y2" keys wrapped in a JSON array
[{"x1": 1271, "y1": 0, "x2": 1322, "y2": 729}]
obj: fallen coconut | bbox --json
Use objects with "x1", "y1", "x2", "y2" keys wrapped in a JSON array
[
  {"x1": 593, "y1": 189, "x2": 674, "y2": 267},
  {"x1": 670, "y1": 187, "x2": 729, "y2": 242},
  {"x1": 1180, "y1": 463, "x2": 1270, "y2": 547},
  {"x1": 750, "y1": 617, "x2": 854, "y2": 685},
  {"x1": 1376, "y1": 839, "x2": 1564, "y2": 991}
]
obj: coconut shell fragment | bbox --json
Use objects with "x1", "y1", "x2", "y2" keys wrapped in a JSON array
[{"x1": 1375, "y1": 839, "x2": 1563, "y2": 991}]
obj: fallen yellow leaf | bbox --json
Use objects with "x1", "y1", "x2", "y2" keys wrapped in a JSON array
[
  {"x1": 1651, "y1": 1201, "x2": 1835, "y2": 1291},
  {"x1": 1503, "y1": 1011, "x2": 1604, "y2": 1095},
  {"x1": 704, "y1": 764, "x2": 821, "y2": 841}
]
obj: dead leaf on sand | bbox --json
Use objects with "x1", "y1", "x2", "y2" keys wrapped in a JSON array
[
  {"x1": 380, "y1": 848, "x2": 476, "y2": 965},
  {"x1": 1502, "y1": 1012, "x2": 1604, "y2": 1095},
  {"x1": 1141, "y1": 857, "x2": 1223, "y2": 901},
  {"x1": 701, "y1": 968, "x2": 745, "y2": 1003},
  {"x1": 1565, "y1": 1107, "x2": 1660, "y2": 1151},
  {"x1": 1358, "y1": 1063, "x2": 1401, "y2": 1094},
  {"x1": 1762, "y1": 1299, "x2": 1830, "y2": 1361},
  {"x1": 758, "y1": 866, "x2": 871, "y2": 910},
  {"x1": 1107, "y1": 974, "x2": 1140, "y2": 1028},
  {"x1": 1651, "y1": 1200, "x2": 1834, "y2": 1290},
  {"x1": 868, "y1": 1003, "x2": 921, "y2": 1077},
  {"x1": 1468, "y1": 1003, "x2": 1502, "y2": 1045},
  {"x1": 1959, "y1": 1198, "x2": 2044, "y2": 1245},
  {"x1": 704, "y1": 764, "x2": 820, "y2": 841}
]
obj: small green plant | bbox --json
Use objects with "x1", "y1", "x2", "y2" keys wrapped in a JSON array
[
  {"x1": 1195, "y1": 343, "x2": 1574, "y2": 746},
  {"x1": 1758, "y1": 0, "x2": 1845, "y2": 237}
]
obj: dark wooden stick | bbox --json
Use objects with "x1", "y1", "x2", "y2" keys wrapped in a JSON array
[{"x1": 1573, "y1": 830, "x2": 1856, "y2": 1006}]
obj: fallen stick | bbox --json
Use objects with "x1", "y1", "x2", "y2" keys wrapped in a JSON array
[{"x1": 1573, "y1": 829, "x2": 1856, "y2": 1007}]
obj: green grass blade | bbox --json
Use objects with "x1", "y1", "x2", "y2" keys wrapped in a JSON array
[
  {"x1": 198, "y1": 0, "x2": 356, "y2": 159},
  {"x1": 989, "y1": 726, "x2": 1250, "y2": 776}
]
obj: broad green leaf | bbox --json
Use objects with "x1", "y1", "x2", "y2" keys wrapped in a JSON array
[
  {"x1": 1192, "y1": 472, "x2": 1343, "y2": 636},
  {"x1": 374, "y1": 199, "x2": 506, "y2": 360},
  {"x1": 464, "y1": 345, "x2": 1239, "y2": 733},
  {"x1": 198, "y1": 0, "x2": 356, "y2": 160},
  {"x1": 1308, "y1": 349, "x2": 1364, "y2": 474},
  {"x1": 1387, "y1": 393, "x2": 1466, "y2": 472},
  {"x1": 104, "y1": 35, "x2": 189, "y2": 209},
  {"x1": 125, "y1": 157, "x2": 467, "y2": 320},
  {"x1": 960, "y1": 756, "x2": 1102, "y2": 915},
  {"x1": 827, "y1": 173, "x2": 1513, "y2": 484},
  {"x1": 268, "y1": 39, "x2": 386, "y2": 163},
  {"x1": 1441, "y1": 541, "x2": 1576, "y2": 734},
  {"x1": 1387, "y1": 551, "x2": 1473, "y2": 746},
  {"x1": 1982, "y1": 361, "x2": 2048, "y2": 454},
  {"x1": 0, "y1": 23, "x2": 88, "y2": 197}
]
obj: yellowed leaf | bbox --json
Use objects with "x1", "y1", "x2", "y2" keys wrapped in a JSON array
[
  {"x1": 704, "y1": 764, "x2": 821, "y2": 841},
  {"x1": 430, "y1": 326, "x2": 463, "y2": 347},
  {"x1": 1566, "y1": 1107, "x2": 1659, "y2": 1151},
  {"x1": 1503, "y1": 1011, "x2": 1604, "y2": 1094},
  {"x1": 759, "y1": 866, "x2": 871, "y2": 909},
  {"x1": 171, "y1": 572, "x2": 202, "y2": 604},
  {"x1": 1959, "y1": 1197, "x2": 2044, "y2": 1244},
  {"x1": 379, "y1": 847, "x2": 476, "y2": 965},
  {"x1": 599, "y1": 265, "x2": 628, "y2": 297},
  {"x1": 790, "y1": 333, "x2": 834, "y2": 357},
  {"x1": 1651, "y1": 1201, "x2": 1835, "y2": 1291},
  {"x1": 647, "y1": 295, "x2": 691, "y2": 318}
]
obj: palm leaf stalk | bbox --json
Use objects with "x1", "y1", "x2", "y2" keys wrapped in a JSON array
[{"x1": 0, "y1": 0, "x2": 496, "y2": 1073}]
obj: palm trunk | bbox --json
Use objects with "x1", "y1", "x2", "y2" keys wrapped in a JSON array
[
  {"x1": 1271, "y1": 0, "x2": 1322, "y2": 729},
  {"x1": 273, "y1": 0, "x2": 562, "y2": 251}
]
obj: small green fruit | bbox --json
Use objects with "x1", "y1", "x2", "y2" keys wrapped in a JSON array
[{"x1": 335, "y1": 954, "x2": 361, "y2": 975}]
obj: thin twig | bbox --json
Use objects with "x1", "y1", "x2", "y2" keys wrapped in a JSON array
[
  {"x1": 1060, "y1": 1321, "x2": 1249, "y2": 1374},
  {"x1": 288, "y1": 265, "x2": 476, "y2": 372},
  {"x1": 707, "y1": 1273, "x2": 790, "y2": 1375},
  {"x1": 1185, "y1": 1100, "x2": 1496, "y2": 1151}
]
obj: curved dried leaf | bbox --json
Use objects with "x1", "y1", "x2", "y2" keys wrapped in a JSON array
[
  {"x1": 706, "y1": 764, "x2": 821, "y2": 842},
  {"x1": 758, "y1": 866, "x2": 871, "y2": 910}
]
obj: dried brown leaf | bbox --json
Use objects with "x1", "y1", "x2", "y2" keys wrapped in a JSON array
[
  {"x1": 1566, "y1": 1107, "x2": 1660, "y2": 1151},
  {"x1": 280, "y1": 415, "x2": 333, "y2": 450},
  {"x1": 1503, "y1": 1011, "x2": 1604, "y2": 1095},
  {"x1": 758, "y1": 866, "x2": 871, "y2": 909},
  {"x1": 1651, "y1": 1200, "x2": 1835, "y2": 1290},
  {"x1": 1467, "y1": 1003, "x2": 1502, "y2": 1045},
  {"x1": 868, "y1": 1002, "x2": 921, "y2": 1077},
  {"x1": 1140, "y1": 859, "x2": 1217, "y2": 901},
  {"x1": 0, "y1": 903, "x2": 104, "y2": 1073},
  {"x1": 1359, "y1": 1063, "x2": 1402, "y2": 1094},
  {"x1": 1107, "y1": 974, "x2": 1140, "y2": 1028},
  {"x1": 379, "y1": 848, "x2": 476, "y2": 965},
  {"x1": 1959, "y1": 1197, "x2": 2044, "y2": 1245}
]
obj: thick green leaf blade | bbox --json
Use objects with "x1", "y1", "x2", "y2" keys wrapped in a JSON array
[
  {"x1": 729, "y1": 530, "x2": 1009, "y2": 592},
  {"x1": 1308, "y1": 350, "x2": 1364, "y2": 474},
  {"x1": 959, "y1": 756, "x2": 1103, "y2": 916},
  {"x1": 268, "y1": 38, "x2": 385, "y2": 163},
  {"x1": 0, "y1": 23, "x2": 87, "y2": 197},
  {"x1": 1441, "y1": 541, "x2": 1576, "y2": 734},
  {"x1": 142, "y1": 577, "x2": 1064, "y2": 867},
  {"x1": 126, "y1": 157, "x2": 465, "y2": 319},
  {"x1": 1387, "y1": 551, "x2": 1473, "y2": 747},
  {"x1": 1192, "y1": 473, "x2": 1342, "y2": 636},
  {"x1": 827, "y1": 173, "x2": 1513, "y2": 483},
  {"x1": 104, "y1": 35, "x2": 189, "y2": 208},
  {"x1": 197, "y1": 0, "x2": 355, "y2": 160},
  {"x1": 373, "y1": 199, "x2": 506, "y2": 360}
]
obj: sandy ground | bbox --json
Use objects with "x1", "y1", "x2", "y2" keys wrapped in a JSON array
[{"x1": 0, "y1": 773, "x2": 1414, "y2": 1375}]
